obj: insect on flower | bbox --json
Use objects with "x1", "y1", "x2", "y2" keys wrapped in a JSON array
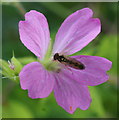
[
  {"x1": 54, "y1": 53, "x2": 85, "y2": 70},
  {"x1": 19, "y1": 8, "x2": 112, "y2": 114}
]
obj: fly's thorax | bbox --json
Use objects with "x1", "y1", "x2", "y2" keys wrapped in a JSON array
[
  {"x1": 58, "y1": 56, "x2": 68, "y2": 62},
  {"x1": 54, "y1": 53, "x2": 66, "y2": 62}
]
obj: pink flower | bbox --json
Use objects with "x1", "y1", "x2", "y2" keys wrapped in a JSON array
[{"x1": 19, "y1": 8, "x2": 112, "y2": 114}]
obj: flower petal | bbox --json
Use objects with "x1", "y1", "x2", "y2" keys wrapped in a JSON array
[
  {"x1": 62, "y1": 55, "x2": 112, "y2": 86},
  {"x1": 19, "y1": 10, "x2": 50, "y2": 59},
  {"x1": 53, "y1": 71, "x2": 91, "y2": 114},
  {"x1": 53, "y1": 8, "x2": 101, "y2": 55},
  {"x1": 19, "y1": 62, "x2": 54, "y2": 98}
]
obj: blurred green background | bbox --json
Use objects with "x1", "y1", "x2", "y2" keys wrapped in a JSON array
[{"x1": 2, "y1": 2, "x2": 117, "y2": 118}]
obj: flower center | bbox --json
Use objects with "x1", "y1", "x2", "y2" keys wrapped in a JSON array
[
  {"x1": 41, "y1": 59, "x2": 61, "y2": 72},
  {"x1": 39, "y1": 41, "x2": 61, "y2": 72}
]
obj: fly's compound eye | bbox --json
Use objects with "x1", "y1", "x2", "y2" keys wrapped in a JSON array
[{"x1": 54, "y1": 53, "x2": 59, "y2": 60}]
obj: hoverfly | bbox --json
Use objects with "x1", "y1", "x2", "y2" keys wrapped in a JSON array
[{"x1": 53, "y1": 53, "x2": 85, "y2": 70}]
